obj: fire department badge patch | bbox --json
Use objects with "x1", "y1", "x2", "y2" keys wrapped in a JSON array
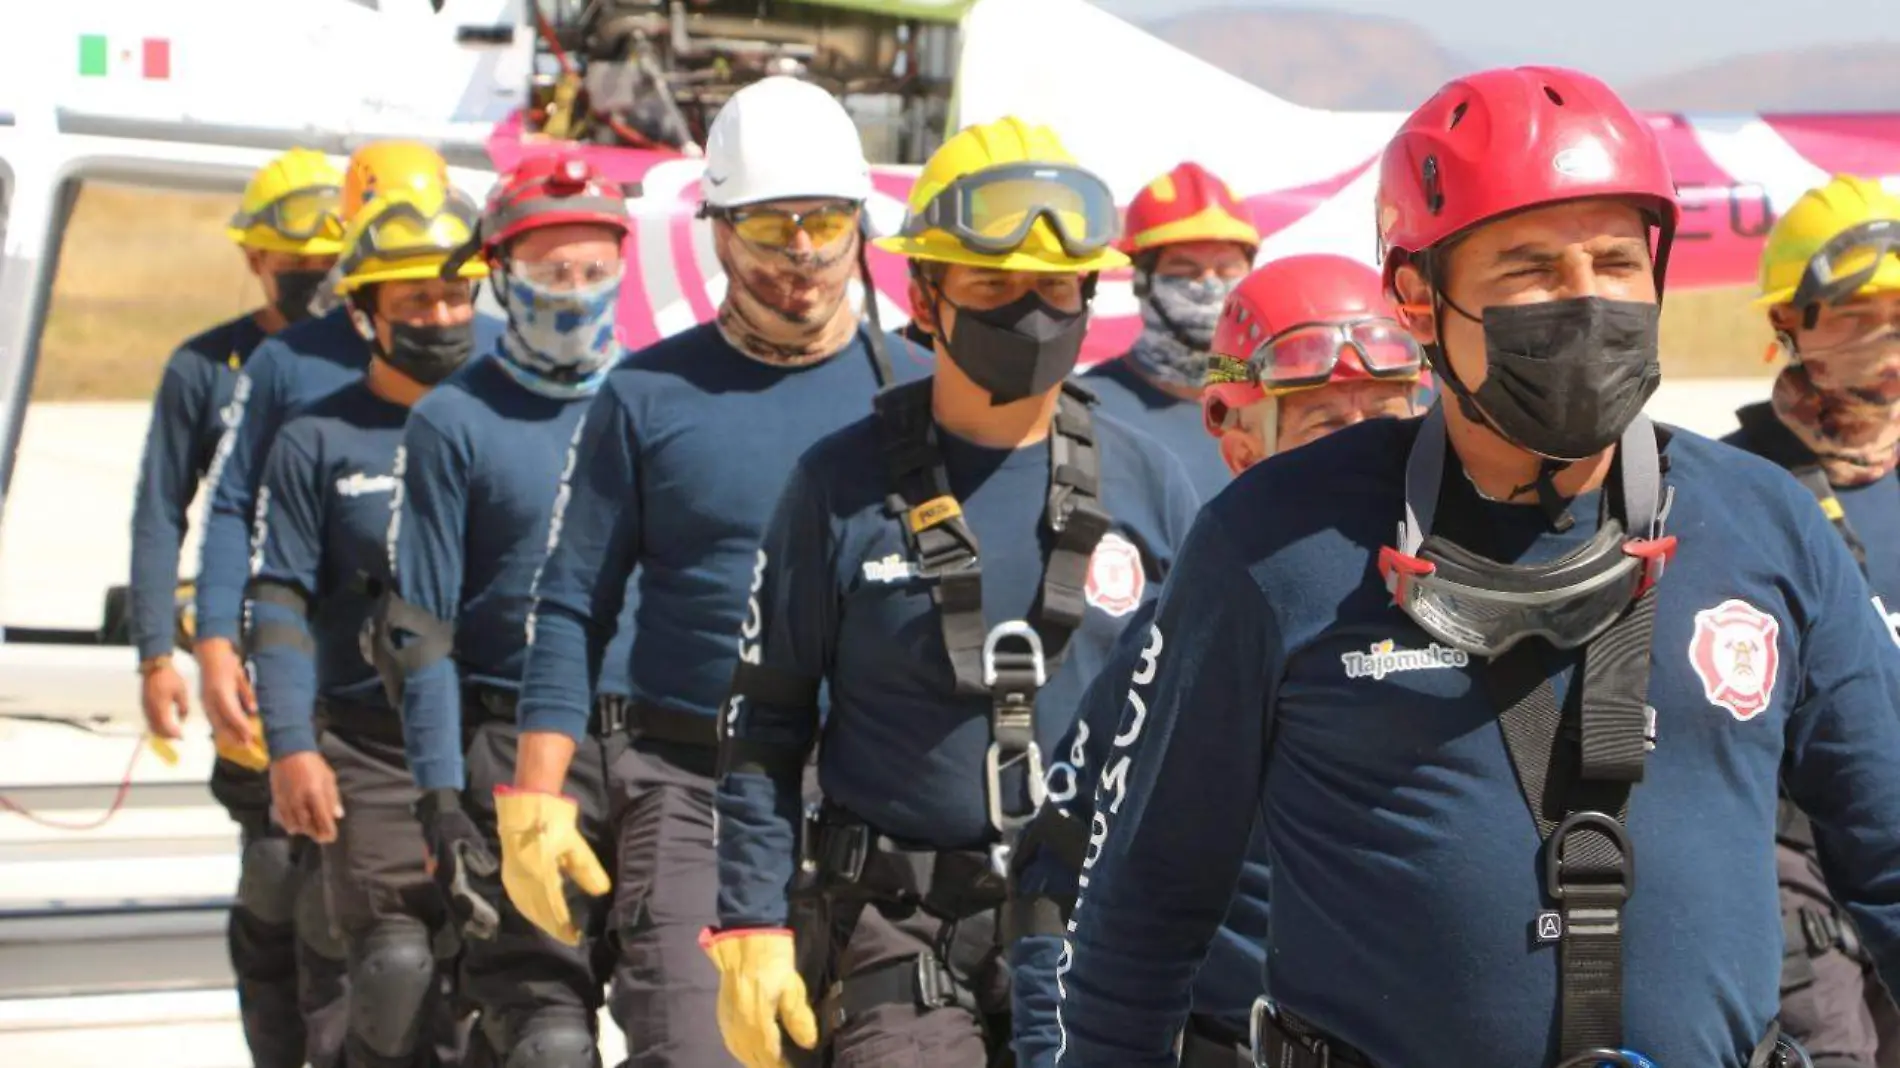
[
  {"x1": 1688, "y1": 598, "x2": 1781, "y2": 722},
  {"x1": 1084, "y1": 532, "x2": 1145, "y2": 618}
]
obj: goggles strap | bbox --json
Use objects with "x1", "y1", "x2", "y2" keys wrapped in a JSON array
[{"x1": 856, "y1": 217, "x2": 893, "y2": 390}]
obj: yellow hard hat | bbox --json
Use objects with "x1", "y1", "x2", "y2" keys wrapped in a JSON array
[
  {"x1": 226, "y1": 148, "x2": 344, "y2": 256},
  {"x1": 342, "y1": 140, "x2": 451, "y2": 225},
  {"x1": 874, "y1": 116, "x2": 1131, "y2": 274},
  {"x1": 1756, "y1": 174, "x2": 1900, "y2": 307},
  {"x1": 334, "y1": 186, "x2": 489, "y2": 295}
]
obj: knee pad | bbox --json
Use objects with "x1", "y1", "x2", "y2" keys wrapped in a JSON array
[
  {"x1": 234, "y1": 836, "x2": 300, "y2": 926},
  {"x1": 501, "y1": 1021, "x2": 600, "y2": 1068},
  {"x1": 347, "y1": 922, "x2": 437, "y2": 1060}
]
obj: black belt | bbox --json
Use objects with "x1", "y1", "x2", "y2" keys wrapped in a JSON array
[
  {"x1": 315, "y1": 696, "x2": 405, "y2": 748},
  {"x1": 804, "y1": 806, "x2": 1006, "y2": 922},
  {"x1": 461, "y1": 685, "x2": 714, "y2": 746}
]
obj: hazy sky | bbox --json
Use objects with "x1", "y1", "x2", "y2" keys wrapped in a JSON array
[{"x1": 1092, "y1": 0, "x2": 1900, "y2": 82}]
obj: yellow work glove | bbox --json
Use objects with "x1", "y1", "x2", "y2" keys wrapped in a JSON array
[
  {"x1": 493, "y1": 787, "x2": 610, "y2": 945},
  {"x1": 214, "y1": 714, "x2": 271, "y2": 772},
  {"x1": 700, "y1": 927, "x2": 819, "y2": 1068}
]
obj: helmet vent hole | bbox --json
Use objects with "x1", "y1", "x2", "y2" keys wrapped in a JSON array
[
  {"x1": 1543, "y1": 86, "x2": 1566, "y2": 106},
  {"x1": 1448, "y1": 103, "x2": 1468, "y2": 130}
]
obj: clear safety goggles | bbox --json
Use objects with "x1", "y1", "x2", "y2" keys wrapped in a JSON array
[
  {"x1": 1379, "y1": 521, "x2": 1675, "y2": 658},
  {"x1": 229, "y1": 185, "x2": 344, "y2": 241},
  {"x1": 1246, "y1": 318, "x2": 1424, "y2": 390},
  {"x1": 898, "y1": 161, "x2": 1120, "y2": 258},
  {"x1": 1379, "y1": 406, "x2": 1674, "y2": 659},
  {"x1": 1792, "y1": 218, "x2": 1900, "y2": 309},
  {"x1": 341, "y1": 195, "x2": 480, "y2": 274}
]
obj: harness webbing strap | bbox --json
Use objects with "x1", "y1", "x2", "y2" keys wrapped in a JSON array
[
  {"x1": 872, "y1": 379, "x2": 1111, "y2": 695},
  {"x1": 871, "y1": 376, "x2": 1114, "y2": 848},
  {"x1": 1408, "y1": 406, "x2": 1666, "y2": 1060}
]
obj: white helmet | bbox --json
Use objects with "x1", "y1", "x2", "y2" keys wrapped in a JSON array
[{"x1": 700, "y1": 76, "x2": 872, "y2": 209}]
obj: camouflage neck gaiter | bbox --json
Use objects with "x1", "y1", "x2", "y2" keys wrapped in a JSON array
[{"x1": 1770, "y1": 333, "x2": 1900, "y2": 485}]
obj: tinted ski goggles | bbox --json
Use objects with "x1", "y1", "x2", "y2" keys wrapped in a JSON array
[
  {"x1": 230, "y1": 185, "x2": 344, "y2": 241},
  {"x1": 1792, "y1": 218, "x2": 1900, "y2": 309},
  {"x1": 899, "y1": 162, "x2": 1120, "y2": 258},
  {"x1": 342, "y1": 195, "x2": 480, "y2": 274}
]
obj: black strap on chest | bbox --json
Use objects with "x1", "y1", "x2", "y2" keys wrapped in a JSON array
[
  {"x1": 872, "y1": 377, "x2": 1113, "y2": 847},
  {"x1": 1406, "y1": 410, "x2": 1668, "y2": 1061},
  {"x1": 1733, "y1": 402, "x2": 1869, "y2": 576}
]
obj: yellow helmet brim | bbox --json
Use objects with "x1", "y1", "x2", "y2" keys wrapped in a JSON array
[
  {"x1": 873, "y1": 232, "x2": 1130, "y2": 274},
  {"x1": 334, "y1": 256, "x2": 489, "y2": 295},
  {"x1": 227, "y1": 225, "x2": 345, "y2": 257}
]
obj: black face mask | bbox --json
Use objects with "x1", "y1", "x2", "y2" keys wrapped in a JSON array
[
  {"x1": 270, "y1": 268, "x2": 328, "y2": 326},
  {"x1": 383, "y1": 321, "x2": 474, "y2": 385},
  {"x1": 1462, "y1": 296, "x2": 1662, "y2": 462},
  {"x1": 942, "y1": 290, "x2": 1089, "y2": 406}
]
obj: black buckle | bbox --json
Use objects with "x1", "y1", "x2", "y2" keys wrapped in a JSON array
[
  {"x1": 594, "y1": 694, "x2": 629, "y2": 736},
  {"x1": 1544, "y1": 810, "x2": 1635, "y2": 902},
  {"x1": 817, "y1": 818, "x2": 870, "y2": 885}
]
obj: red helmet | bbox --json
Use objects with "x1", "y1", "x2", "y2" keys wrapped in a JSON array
[
  {"x1": 1122, "y1": 161, "x2": 1261, "y2": 259},
  {"x1": 1203, "y1": 254, "x2": 1419, "y2": 437},
  {"x1": 480, "y1": 153, "x2": 632, "y2": 258},
  {"x1": 1375, "y1": 66, "x2": 1681, "y2": 294}
]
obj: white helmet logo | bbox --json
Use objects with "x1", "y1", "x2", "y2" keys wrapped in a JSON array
[{"x1": 1552, "y1": 139, "x2": 1614, "y2": 182}]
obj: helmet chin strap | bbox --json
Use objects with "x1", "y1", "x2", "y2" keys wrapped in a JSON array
[{"x1": 1422, "y1": 260, "x2": 1577, "y2": 530}]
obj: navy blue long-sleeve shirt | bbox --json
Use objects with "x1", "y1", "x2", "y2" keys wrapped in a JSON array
[
  {"x1": 1055, "y1": 416, "x2": 1900, "y2": 1068},
  {"x1": 516, "y1": 324, "x2": 928, "y2": 741},
  {"x1": 249, "y1": 382, "x2": 410, "y2": 760},
  {"x1": 129, "y1": 313, "x2": 268, "y2": 660},
  {"x1": 197, "y1": 309, "x2": 499, "y2": 644},
  {"x1": 390, "y1": 356, "x2": 636, "y2": 791},
  {"x1": 1081, "y1": 356, "x2": 1230, "y2": 503},
  {"x1": 713, "y1": 405, "x2": 1201, "y2": 928},
  {"x1": 1011, "y1": 597, "x2": 1272, "y2": 1065}
]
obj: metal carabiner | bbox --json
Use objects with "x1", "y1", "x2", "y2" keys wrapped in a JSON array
[{"x1": 984, "y1": 739, "x2": 1048, "y2": 834}]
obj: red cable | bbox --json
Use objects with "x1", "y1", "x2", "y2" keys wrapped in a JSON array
[
  {"x1": 534, "y1": 6, "x2": 575, "y2": 75},
  {"x1": 0, "y1": 734, "x2": 147, "y2": 832}
]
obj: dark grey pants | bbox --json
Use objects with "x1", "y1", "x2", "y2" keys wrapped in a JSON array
[
  {"x1": 1777, "y1": 840, "x2": 1900, "y2": 1068},
  {"x1": 319, "y1": 727, "x2": 471, "y2": 1068},
  {"x1": 211, "y1": 757, "x2": 350, "y2": 1068},
  {"x1": 797, "y1": 900, "x2": 1008, "y2": 1067},
  {"x1": 461, "y1": 720, "x2": 729, "y2": 1068}
]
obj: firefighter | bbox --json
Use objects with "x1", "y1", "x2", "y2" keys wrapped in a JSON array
[
  {"x1": 1053, "y1": 66, "x2": 1900, "y2": 1068},
  {"x1": 1723, "y1": 173, "x2": 1900, "y2": 1068},
  {"x1": 1007, "y1": 253, "x2": 1424, "y2": 1068},
  {"x1": 1080, "y1": 161, "x2": 1260, "y2": 498},
  {"x1": 194, "y1": 141, "x2": 499, "y2": 761},
  {"x1": 706, "y1": 115, "x2": 1200, "y2": 1068},
  {"x1": 249, "y1": 185, "x2": 488, "y2": 1068},
  {"x1": 380, "y1": 152, "x2": 644, "y2": 1066},
  {"x1": 130, "y1": 146, "x2": 348, "y2": 1068},
  {"x1": 497, "y1": 76, "x2": 919, "y2": 1068}
]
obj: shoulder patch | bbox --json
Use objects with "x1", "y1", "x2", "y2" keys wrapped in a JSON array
[
  {"x1": 1084, "y1": 531, "x2": 1146, "y2": 618},
  {"x1": 1688, "y1": 598, "x2": 1781, "y2": 722}
]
